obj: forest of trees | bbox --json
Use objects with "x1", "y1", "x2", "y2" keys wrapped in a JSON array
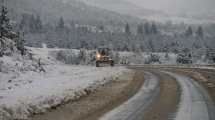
[
  {"x1": 1, "y1": 0, "x2": 215, "y2": 55},
  {"x1": 16, "y1": 12, "x2": 215, "y2": 54}
]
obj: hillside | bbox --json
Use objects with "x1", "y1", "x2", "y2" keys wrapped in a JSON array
[
  {"x1": 127, "y1": 0, "x2": 215, "y2": 23},
  {"x1": 78, "y1": 0, "x2": 166, "y2": 18},
  {"x1": 7, "y1": 0, "x2": 141, "y2": 25}
]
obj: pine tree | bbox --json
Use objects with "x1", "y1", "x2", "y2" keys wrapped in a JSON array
[
  {"x1": 0, "y1": 1, "x2": 12, "y2": 38},
  {"x1": 0, "y1": 0, "x2": 25, "y2": 57},
  {"x1": 19, "y1": 14, "x2": 26, "y2": 30},
  {"x1": 16, "y1": 32, "x2": 25, "y2": 55},
  {"x1": 137, "y1": 23, "x2": 144, "y2": 34},
  {"x1": 57, "y1": 17, "x2": 65, "y2": 29},
  {"x1": 185, "y1": 26, "x2": 193, "y2": 37},
  {"x1": 29, "y1": 14, "x2": 36, "y2": 32},
  {"x1": 99, "y1": 25, "x2": 104, "y2": 32},
  {"x1": 151, "y1": 22, "x2": 158, "y2": 34},
  {"x1": 125, "y1": 23, "x2": 130, "y2": 35},
  {"x1": 35, "y1": 14, "x2": 43, "y2": 32},
  {"x1": 148, "y1": 39, "x2": 154, "y2": 52},
  {"x1": 144, "y1": 22, "x2": 150, "y2": 35},
  {"x1": 0, "y1": 0, "x2": 12, "y2": 57},
  {"x1": 196, "y1": 26, "x2": 204, "y2": 39}
]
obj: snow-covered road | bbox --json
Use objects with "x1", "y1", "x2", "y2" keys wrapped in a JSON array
[
  {"x1": 165, "y1": 72, "x2": 215, "y2": 120},
  {"x1": 100, "y1": 72, "x2": 160, "y2": 120},
  {"x1": 99, "y1": 69, "x2": 214, "y2": 120}
]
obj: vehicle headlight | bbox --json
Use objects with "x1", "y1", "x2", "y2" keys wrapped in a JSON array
[{"x1": 97, "y1": 54, "x2": 101, "y2": 59}]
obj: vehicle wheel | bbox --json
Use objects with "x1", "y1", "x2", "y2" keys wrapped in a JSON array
[
  {"x1": 96, "y1": 61, "x2": 100, "y2": 67},
  {"x1": 110, "y1": 61, "x2": 114, "y2": 67}
]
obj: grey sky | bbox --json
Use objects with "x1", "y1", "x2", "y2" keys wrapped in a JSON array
[{"x1": 125, "y1": 0, "x2": 215, "y2": 14}]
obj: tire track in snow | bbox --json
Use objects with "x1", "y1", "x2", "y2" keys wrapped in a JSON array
[
  {"x1": 164, "y1": 71, "x2": 215, "y2": 120},
  {"x1": 99, "y1": 72, "x2": 160, "y2": 120}
]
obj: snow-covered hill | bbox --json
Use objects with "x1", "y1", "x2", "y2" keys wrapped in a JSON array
[
  {"x1": 127, "y1": 0, "x2": 215, "y2": 24},
  {"x1": 79, "y1": 0, "x2": 215, "y2": 24},
  {"x1": 7, "y1": 0, "x2": 140, "y2": 25},
  {"x1": 78, "y1": 0, "x2": 165, "y2": 18}
]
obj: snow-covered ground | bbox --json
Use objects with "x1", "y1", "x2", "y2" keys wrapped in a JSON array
[
  {"x1": 100, "y1": 72, "x2": 159, "y2": 120},
  {"x1": 165, "y1": 72, "x2": 214, "y2": 120},
  {"x1": 117, "y1": 51, "x2": 178, "y2": 65},
  {"x1": 0, "y1": 45, "x2": 213, "y2": 119},
  {"x1": 0, "y1": 47, "x2": 129, "y2": 120},
  {"x1": 29, "y1": 44, "x2": 212, "y2": 66}
]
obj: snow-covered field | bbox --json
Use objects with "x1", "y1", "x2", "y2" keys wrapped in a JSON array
[
  {"x1": 0, "y1": 45, "x2": 213, "y2": 120},
  {"x1": 117, "y1": 51, "x2": 178, "y2": 65},
  {"x1": 0, "y1": 47, "x2": 129, "y2": 120}
]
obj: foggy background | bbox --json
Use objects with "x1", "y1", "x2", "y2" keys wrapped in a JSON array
[
  {"x1": 126, "y1": 0, "x2": 215, "y2": 14},
  {"x1": 3, "y1": 0, "x2": 215, "y2": 52}
]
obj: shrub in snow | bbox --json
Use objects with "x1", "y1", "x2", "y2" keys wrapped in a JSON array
[
  {"x1": 56, "y1": 50, "x2": 82, "y2": 64},
  {"x1": 132, "y1": 53, "x2": 145, "y2": 64},
  {"x1": 78, "y1": 49, "x2": 87, "y2": 65},
  {"x1": 144, "y1": 53, "x2": 161, "y2": 64},
  {"x1": 0, "y1": 38, "x2": 16, "y2": 56},
  {"x1": 113, "y1": 52, "x2": 120, "y2": 64},
  {"x1": 120, "y1": 56, "x2": 129, "y2": 65},
  {"x1": 165, "y1": 52, "x2": 169, "y2": 60},
  {"x1": 0, "y1": 53, "x2": 44, "y2": 76},
  {"x1": 84, "y1": 50, "x2": 96, "y2": 65},
  {"x1": 56, "y1": 50, "x2": 67, "y2": 63},
  {"x1": 55, "y1": 49, "x2": 96, "y2": 65}
]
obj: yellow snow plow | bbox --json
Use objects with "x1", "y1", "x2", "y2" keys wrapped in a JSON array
[{"x1": 96, "y1": 47, "x2": 114, "y2": 67}]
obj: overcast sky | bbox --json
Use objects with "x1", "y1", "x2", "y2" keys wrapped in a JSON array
[{"x1": 126, "y1": 0, "x2": 215, "y2": 14}]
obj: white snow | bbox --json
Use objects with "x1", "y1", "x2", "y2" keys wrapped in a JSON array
[
  {"x1": 100, "y1": 72, "x2": 159, "y2": 120},
  {"x1": 116, "y1": 51, "x2": 178, "y2": 65},
  {"x1": 193, "y1": 66, "x2": 215, "y2": 70},
  {"x1": 0, "y1": 47, "x2": 129, "y2": 120},
  {"x1": 164, "y1": 72, "x2": 212, "y2": 120}
]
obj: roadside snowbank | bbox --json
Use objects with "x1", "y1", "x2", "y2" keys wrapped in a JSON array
[
  {"x1": 0, "y1": 47, "x2": 129, "y2": 120},
  {"x1": 0, "y1": 64, "x2": 128, "y2": 120}
]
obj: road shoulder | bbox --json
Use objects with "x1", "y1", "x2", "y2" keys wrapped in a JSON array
[
  {"x1": 31, "y1": 70, "x2": 145, "y2": 120},
  {"x1": 141, "y1": 71, "x2": 180, "y2": 120}
]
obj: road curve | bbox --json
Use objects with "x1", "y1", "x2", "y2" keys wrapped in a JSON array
[
  {"x1": 29, "y1": 67, "x2": 215, "y2": 120},
  {"x1": 100, "y1": 69, "x2": 214, "y2": 120},
  {"x1": 99, "y1": 72, "x2": 160, "y2": 120},
  {"x1": 164, "y1": 71, "x2": 215, "y2": 120}
]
